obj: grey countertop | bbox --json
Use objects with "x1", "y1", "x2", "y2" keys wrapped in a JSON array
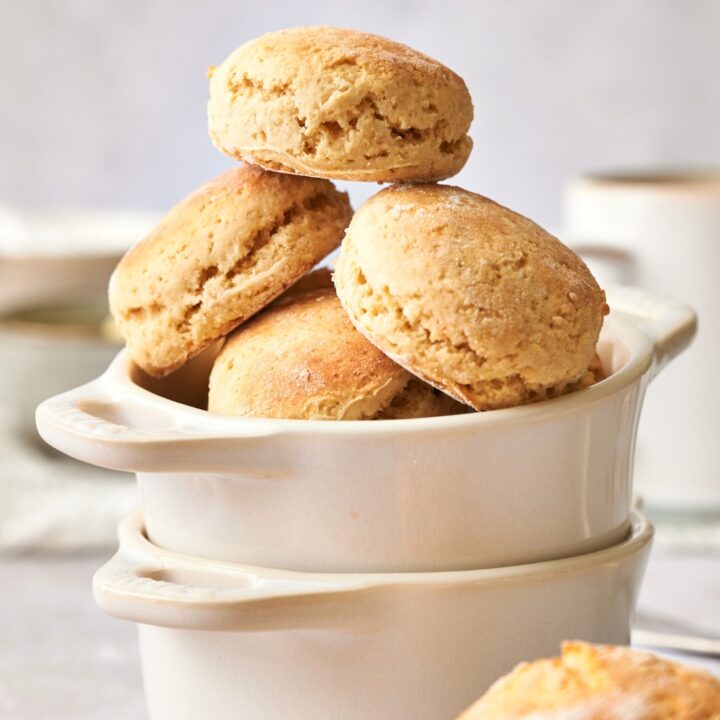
[
  {"x1": 2, "y1": 549, "x2": 719, "y2": 719},
  {"x1": 2, "y1": 555, "x2": 144, "y2": 720}
]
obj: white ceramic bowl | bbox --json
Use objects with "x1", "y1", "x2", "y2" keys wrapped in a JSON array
[
  {"x1": 94, "y1": 509, "x2": 652, "y2": 720},
  {"x1": 36, "y1": 287, "x2": 692, "y2": 573}
]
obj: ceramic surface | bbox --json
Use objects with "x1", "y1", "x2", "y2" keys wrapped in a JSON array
[
  {"x1": 0, "y1": 207, "x2": 155, "y2": 435},
  {"x1": 93, "y1": 509, "x2": 653, "y2": 720},
  {"x1": 0, "y1": 306, "x2": 120, "y2": 440},
  {"x1": 37, "y1": 287, "x2": 693, "y2": 572},
  {"x1": 564, "y1": 172, "x2": 720, "y2": 510}
]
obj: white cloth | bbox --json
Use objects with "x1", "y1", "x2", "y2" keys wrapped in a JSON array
[{"x1": 0, "y1": 409, "x2": 137, "y2": 552}]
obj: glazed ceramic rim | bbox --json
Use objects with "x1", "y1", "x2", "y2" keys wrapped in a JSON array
[
  {"x1": 575, "y1": 168, "x2": 720, "y2": 193},
  {"x1": 117, "y1": 507, "x2": 652, "y2": 586},
  {"x1": 0, "y1": 317, "x2": 118, "y2": 343},
  {"x1": 110, "y1": 311, "x2": 653, "y2": 436},
  {"x1": 0, "y1": 291, "x2": 119, "y2": 343}
]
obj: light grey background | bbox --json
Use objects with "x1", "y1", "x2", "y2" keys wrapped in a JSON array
[{"x1": 1, "y1": 0, "x2": 719, "y2": 228}]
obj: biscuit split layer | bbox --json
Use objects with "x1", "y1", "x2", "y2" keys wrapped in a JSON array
[
  {"x1": 208, "y1": 27, "x2": 473, "y2": 182},
  {"x1": 109, "y1": 165, "x2": 352, "y2": 377},
  {"x1": 334, "y1": 184, "x2": 608, "y2": 411}
]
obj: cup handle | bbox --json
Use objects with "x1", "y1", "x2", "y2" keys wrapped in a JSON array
[
  {"x1": 35, "y1": 361, "x2": 281, "y2": 473},
  {"x1": 606, "y1": 286, "x2": 697, "y2": 381},
  {"x1": 93, "y1": 513, "x2": 372, "y2": 632}
]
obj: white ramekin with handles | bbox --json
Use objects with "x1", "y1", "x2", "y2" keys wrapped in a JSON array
[
  {"x1": 94, "y1": 509, "x2": 652, "y2": 720},
  {"x1": 37, "y1": 287, "x2": 693, "y2": 573}
]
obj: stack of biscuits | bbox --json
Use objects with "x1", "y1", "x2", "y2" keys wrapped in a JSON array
[{"x1": 110, "y1": 26, "x2": 608, "y2": 420}]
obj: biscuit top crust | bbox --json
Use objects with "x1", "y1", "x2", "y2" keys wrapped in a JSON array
[
  {"x1": 208, "y1": 26, "x2": 473, "y2": 181},
  {"x1": 232, "y1": 26, "x2": 468, "y2": 85},
  {"x1": 334, "y1": 184, "x2": 607, "y2": 409},
  {"x1": 459, "y1": 641, "x2": 720, "y2": 719},
  {"x1": 112, "y1": 164, "x2": 344, "y2": 278},
  {"x1": 208, "y1": 288, "x2": 411, "y2": 420},
  {"x1": 109, "y1": 164, "x2": 351, "y2": 376}
]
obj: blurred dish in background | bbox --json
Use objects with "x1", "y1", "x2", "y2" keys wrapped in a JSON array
[
  {"x1": 563, "y1": 170, "x2": 720, "y2": 515},
  {"x1": 0, "y1": 207, "x2": 157, "y2": 551},
  {"x1": 0, "y1": 292, "x2": 121, "y2": 441},
  {"x1": 0, "y1": 205, "x2": 158, "y2": 305}
]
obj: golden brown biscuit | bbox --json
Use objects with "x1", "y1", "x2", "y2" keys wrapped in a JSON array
[
  {"x1": 208, "y1": 27, "x2": 473, "y2": 183},
  {"x1": 334, "y1": 184, "x2": 608, "y2": 411},
  {"x1": 208, "y1": 288, "x2": 466, "y2": 420},
  {"x1": 109, "y1": 165, "x2": 352, "y2": 377},
  {"x1": 458, "y1": 641, "x2": 720, "y2": 719},
  {"x1": 578, "y1": 353, "x2": 606, "y2": 390}
]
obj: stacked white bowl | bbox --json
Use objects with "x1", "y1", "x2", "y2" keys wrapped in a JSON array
[{"x1": 37, "y1": 286, "x2": 694, "y2": 720}]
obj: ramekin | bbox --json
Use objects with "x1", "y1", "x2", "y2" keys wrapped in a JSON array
[
  {"x1": 37, "y1": 287, "x2": 693, "y2": 572},
  {"x1": 94, "y1": 509, "x2": 653, "y2": 720}
]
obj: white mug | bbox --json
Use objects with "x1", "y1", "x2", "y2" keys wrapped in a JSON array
[{"x1": 563, "y1": 171, "x2": 720, "y2": 512}]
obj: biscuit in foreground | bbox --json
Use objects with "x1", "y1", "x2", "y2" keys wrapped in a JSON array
[
  {"x1": 334, "y1": 184, "x2": 607, "y2": 411},
  {"x1": 208, "y1": 288, "x2": 466, "y2": 420},
  {"x1": 208, "y1": 26, "x2": 473, "y2": 183},
  {"x1": 109, "y1": 165, "x2": 352, "y2": 377},
  {"x1": 457, "y1": 641, "x2": 720, "y2": 719}
]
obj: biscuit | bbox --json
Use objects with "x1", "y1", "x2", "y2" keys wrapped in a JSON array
[
  {"x1": 334, "y1": 184, "x2": 608, "y2": 411},
  {"x1": 375, "y1": 378, "x2": 468, "y2": 420},
  {"x1": 109, "y1": 165, "x2": 352, "y2": 377},
  {"x1": 579, "y1": 352, "x2": 605, "y2": 390},
  {"x1": 458, "y1": 641, "x2": 720, "y2": 719},
  {"x1": 208, "y1": 288, "x2": 466, "y2": 420},
  {"x1": 208, "y1": 27, "x2": 473, "y2": 183}
]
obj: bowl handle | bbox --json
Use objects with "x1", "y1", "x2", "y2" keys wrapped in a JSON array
[
  {"x1": 93, "y1": 515, "x2": 374, "y2": 632},
  {"x1": 35, "y1": 372, "x2": 282, "y2": 473},
  {"x1": 606, "y1": 286, "x2": 697, "y2": 380}
]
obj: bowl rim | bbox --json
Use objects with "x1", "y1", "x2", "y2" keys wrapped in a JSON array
[
  {"x1": 94, "y1": 509, "x2": 651, "y2": 631},
  {"x1": 571, "y1": 167, "x2": 720, "y2": 193},
  {"x1": 108, "y1": 309, "x2": 653, "y2": 437},
  {"x1": 117, "y1": 507, "x2": 652, "y2": 586}
]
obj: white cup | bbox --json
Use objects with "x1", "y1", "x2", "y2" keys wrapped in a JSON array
[{"x1": 564, "y1": 171, "x2": 720, "y2": 512}]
